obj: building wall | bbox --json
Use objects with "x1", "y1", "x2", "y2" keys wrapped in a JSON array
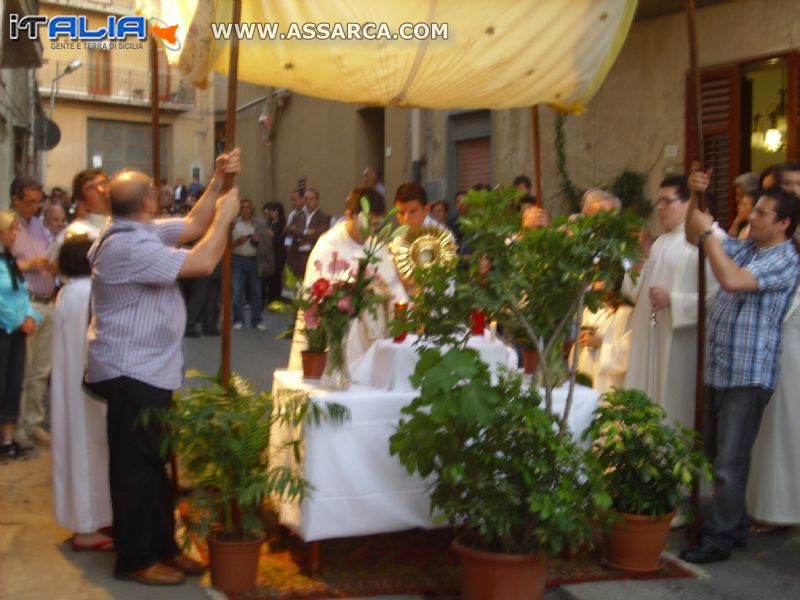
[
  {"x1": 40, "y1": 1, "x2": 214, "y2": 190},
  {"x1": 534, "y1": 0, "x2": 800, "y2": 221}
]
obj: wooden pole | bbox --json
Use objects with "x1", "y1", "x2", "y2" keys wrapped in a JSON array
[
  {"x1": 150, "y1": 39, "x2": 160, "y2": 185},
  {"x1": 685, "y1": 0, "x2": 706, "y2": 544},
  {"x1": 531, "y1": 105, "x2": 543, "y2": 204},
  {"x1": 219, "y1": 0, "x2": 243, "y2": 385}
]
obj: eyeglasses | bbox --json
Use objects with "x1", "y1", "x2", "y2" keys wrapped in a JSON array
[
  {"x1": 655, "y1": 196, "x2": 682, "y2": 207},
  {"x1": 752, "y1": 207, "x2": 777, "y2": 218}
]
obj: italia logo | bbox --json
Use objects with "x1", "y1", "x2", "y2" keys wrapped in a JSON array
[
  {"x1": 8, "y1": 14, "x2": 181, "y2": 50},
  {"x1": 149, "y1": 17, "x2": 181, "y2": 51}
]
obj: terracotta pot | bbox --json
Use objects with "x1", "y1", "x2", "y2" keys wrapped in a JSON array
[
  {"x1": 522, "y1": 347, "x2": 540, "y2": 374},
  {"x1": 452, "y1": 538, "x2": 545, "y2": 600},
  {"x1": 207, "y1": 530, "x2": 265, "y2": 593},
  {"x1": 301, "y1": 350, "x2": 327, "y2": 379},
  {"x1": 603, "y1": 510, "x2": 676, "y2": 573}
]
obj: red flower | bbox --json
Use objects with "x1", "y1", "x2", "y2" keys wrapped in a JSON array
[{"x1": 310, "y1": 278, "x2": 331, "y2": 298}]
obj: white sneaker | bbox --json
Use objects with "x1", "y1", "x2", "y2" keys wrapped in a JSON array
[
  {"x1": 255, "y1": 323, "x2": 268, "y2": 332},
  {"x1": 232, "y1": 322, "x2": 243, "y2": 331}
]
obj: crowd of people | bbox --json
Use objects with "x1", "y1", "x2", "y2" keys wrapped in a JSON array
[{"x1": 1, "y1": 155, "x2": 800, "y2": 586}]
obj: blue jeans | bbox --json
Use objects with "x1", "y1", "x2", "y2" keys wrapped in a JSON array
[
  {"x1": 701, "y1": 386, "x2": 771, "y2": 551},
  {"x1": 232, "y1": 255, "x2": 262, "y2": 326}
]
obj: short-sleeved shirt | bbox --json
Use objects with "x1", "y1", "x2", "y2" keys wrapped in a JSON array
[
  {"x1": 706, "y1": 237, "x2": 800, "y2": 390},
  {"x1": 12, "y1": 215, "x2": 55, "y2": 298},
  {"x1": 86, "y1": 217, "x2": 188, "y2": 390}
]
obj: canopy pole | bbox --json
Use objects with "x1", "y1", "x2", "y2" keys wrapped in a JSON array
[
  {"x1": 685, "y1": 0, "x2": 706, "y2": 545},
  {"x1": 531, "y1": 105, "x2": 543, "y2": 203},
  {"x1": 150, "y1": 39, "x2": 160, "y2": 185},
  {"x1": 220, "y1": 0, "x2": 243, "y2": 385}
]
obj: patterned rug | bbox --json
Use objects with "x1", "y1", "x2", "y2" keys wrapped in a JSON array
[{"x1": 211, "y1": 527, "x2": 695, "y2": 599}]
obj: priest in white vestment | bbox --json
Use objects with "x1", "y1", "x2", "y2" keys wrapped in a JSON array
[
  {"x1": 288, "y1": 187, "x2": 406, "y2": 371},
  {"x1": 576, "y1": 301, "x2": 633, "y2": 395},
  {"x1": 624, "y1": 176, "x2": 718, "y2": 428},
  {"x1": 746, "y1": 284, "x2": 800, "y2": 526},
  {"x1": 51, "y1": 235, "x2": 113, "y2": 550}
]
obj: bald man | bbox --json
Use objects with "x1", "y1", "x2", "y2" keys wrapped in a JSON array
[{"x1": 85, "y1": 151, "x2": 240, "y2": 586}]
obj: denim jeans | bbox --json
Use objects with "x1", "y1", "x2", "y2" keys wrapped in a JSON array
[
  {"x1": 232, "y1": 254, "x2": 262, "y2": 326},
  {"x1": 701, "y1": 386, "x2": 771, "y2": 551}
]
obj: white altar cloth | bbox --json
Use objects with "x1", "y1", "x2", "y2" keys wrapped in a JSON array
[
  {"x1": 349, "y1": 333, "x2": 518, "y2": 392},
  {"x1": 271, "y1": 369, "x2": 599, "y2": 542}
]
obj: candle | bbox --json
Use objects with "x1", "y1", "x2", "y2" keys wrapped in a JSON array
[
  {"x1": 470, "y1": 310, "x2": 486, "y2": 336},
  {"x1": 393, "y1": 302, "x2": 408, "y2": 343}
]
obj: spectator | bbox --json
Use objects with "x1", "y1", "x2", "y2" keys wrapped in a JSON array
[
  {"x1": 231, "y1": 198, "x2": 270, "y2": 331},
  {"x1": 285, "y1": 188, "x2": 330, "y2": 279},
  {"x1": 263, "y1": 201, "x2": 287, "y2": 304},
  {"x1": 430, "y1": 200, "x2": 449, "y2": 226},
  {"x1": 9, "y1": 176, "x2": 56, "y2": 449},
  {"x1": 43, "y1": 204, "x2": 66, "y2": 242},
  {"x1": 0, "y1": 209, "x2": 40, "y2": 461},
  {"x1": 729, "y1": 172, "x2": 759, "y2": 239}
]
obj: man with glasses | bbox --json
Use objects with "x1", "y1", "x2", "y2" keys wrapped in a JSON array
[
  {"x1": 681, "y1": 185, "x2": 800, "y2": 563},
  {"x1": 9, "y1": 176, "x2": 56, "y2": 448},
  {"x1": 624, "y1": 175, "x2": 718, "y2": 430},
  {"x1": 48, "y1": 169, "x2": 111, "y2": 263}
]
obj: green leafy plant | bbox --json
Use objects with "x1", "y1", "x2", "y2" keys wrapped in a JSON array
[
  {"x1": 390, "y1": 348, "x2": 611, "y2": 555},
  {"x1": 582, "y1": 388, "x2": 713, "y2": 517},
  {"x1": 405, "y1": 186, "x2": 641, "y2": 432},
  {"x1": 154, "y1": 371, "x2": 348, "y2": 539}
]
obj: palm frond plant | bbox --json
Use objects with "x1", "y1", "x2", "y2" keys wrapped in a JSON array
[{"x1": 155, "y1": 370, "x2": 349, "y2": 540}]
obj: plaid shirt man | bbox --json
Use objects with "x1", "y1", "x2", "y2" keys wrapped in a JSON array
[{"x1": 706, "y1": 237, "x2": 800, "y2": 390}]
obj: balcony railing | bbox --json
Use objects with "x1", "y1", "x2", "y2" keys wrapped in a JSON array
[{"x1": 38, "y1": 59, "x2": 196, "y2": 110}]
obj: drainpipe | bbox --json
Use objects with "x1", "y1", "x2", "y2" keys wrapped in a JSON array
[{"x1": 411, "y1": 108, "x2": 422, "y2": 183}]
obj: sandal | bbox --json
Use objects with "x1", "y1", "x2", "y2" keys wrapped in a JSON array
[
  {"x1": 71, "y1": 536, "x2": 115, "y2": 552},
  {"x1": 748, "y1": 523, "x2": 790, "y2": 536}
]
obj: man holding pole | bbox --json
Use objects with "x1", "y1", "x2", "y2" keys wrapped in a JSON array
[
  {"x1": 681, "y1": 180, "x2": 800, "y2": 563},
  {"x1": 85, "y1": 150, "x2": 240, "y2": 585}
]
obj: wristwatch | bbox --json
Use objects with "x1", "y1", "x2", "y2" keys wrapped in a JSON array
[{"x1": 697, "y1": 228, "x2": 714, "y2": 247}]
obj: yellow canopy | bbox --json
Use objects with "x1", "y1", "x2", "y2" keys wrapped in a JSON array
[{"x1": 138, "y1": 0, "x2": 636, "y2": 112}]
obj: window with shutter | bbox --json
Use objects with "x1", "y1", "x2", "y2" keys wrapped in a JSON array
[
  {"x1": 686, "y1": 66, "x2": 741, "y2": 228},
  {"x1": 788, "y1": 52, "x2": 800, "y2": 162},
  {"x1": 456, "y1": 137, "x2": 491, "y2": 191}
]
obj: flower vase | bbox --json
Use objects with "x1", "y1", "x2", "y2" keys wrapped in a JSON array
[{"x1": 324, "y1": 326, "x2": 351, "y2": 390}]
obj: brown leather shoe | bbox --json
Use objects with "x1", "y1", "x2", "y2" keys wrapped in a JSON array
[
  {"x1": 115, "y1": 562, "x2": 186, "y2": 586},
  {"x1": 163, "y1": 553, "x2": 207, "y2": 576}
]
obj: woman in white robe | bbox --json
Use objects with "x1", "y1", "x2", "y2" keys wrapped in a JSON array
[
  {"x1": 746, "y1": 285, "x2": 800, "y2": 526},
  {"x1": 50, "y1": 238, "x2": 113, "y2": 550}
]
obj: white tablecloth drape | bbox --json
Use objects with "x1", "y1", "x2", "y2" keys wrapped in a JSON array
[
  {"x1": 349, "y1": 333, "x2": 519, "y2": 392},
  {"x1": 270, "y1": 369, "x2": 598, "y2": 542}
]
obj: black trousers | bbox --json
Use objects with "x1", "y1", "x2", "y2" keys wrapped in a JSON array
[
  {"x1": 89, "y1": 376, "x2": 179, "y2": 572},
  {"x1": 0, "y1": 330, "x2": 26, "y2": 423}
]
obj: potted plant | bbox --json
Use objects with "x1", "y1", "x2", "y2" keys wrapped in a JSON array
[
  {"x1": 390, "y1": 349, "x2": 611, "y2": 600},
  {"x1": 582, "y1": 388, "x2": 713, "y2": 572},
  {"x1": 155, "y1": 371, "x2": 347, "y2": 593}
]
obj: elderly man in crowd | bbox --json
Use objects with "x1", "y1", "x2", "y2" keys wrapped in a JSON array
[
  {"x1": 43, "y1": 204, "x2": 66, "y2": 242},
  {"x1": 84, "y1": 150, "x2": 240, "y2": 586},
  {"x1": 10, "y1": 176, "x2": 56, "y2": 448}
]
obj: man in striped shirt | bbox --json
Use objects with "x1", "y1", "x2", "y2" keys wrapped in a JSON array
[
  {"x1": 85, "y1": 150, "x2": 240, "y2": 586},
  {"x1": 681, "y1": 185, "x2": 800, "y2": 564}
]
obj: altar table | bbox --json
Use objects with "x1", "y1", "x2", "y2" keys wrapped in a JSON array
[{"x1": 270, "y1": 369, "x2": 599, "y2": 543}]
